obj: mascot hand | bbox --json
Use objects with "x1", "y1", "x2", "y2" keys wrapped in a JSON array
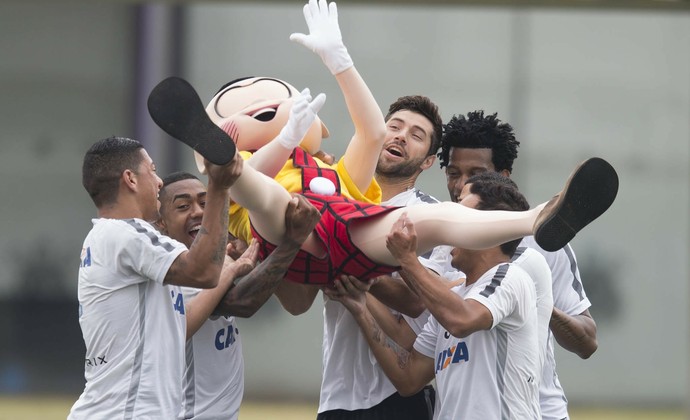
[
  {"x1": 290, "y1": 0, "x2": 353, "y2": 75},
  {"x1": 277, "y1": 88, "x2": 327, "y2": 149}
]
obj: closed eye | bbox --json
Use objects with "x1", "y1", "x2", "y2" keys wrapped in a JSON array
[{"x1": 249, "y1": 106, "x2": 278, "y2": 122}]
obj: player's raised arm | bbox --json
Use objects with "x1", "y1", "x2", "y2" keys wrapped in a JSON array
[{"x1": 290, "y1": 0, "x2": 386, "y2": 193}]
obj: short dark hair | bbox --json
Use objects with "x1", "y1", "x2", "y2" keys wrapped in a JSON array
[
  {"x1": 465, "y1": 172, "x2": 529, "y2": 257},
  {"x1": 82, "y1": 136, "x2": 145, "y2": 208},
  {"x1": 438, "y1": 111, "x2": 519, "y2": 172},
  {"x1": 466, "y1": 171, "x2": 520, "y2": 191},
  {"x1": 158, "y1": 171, "x2": 202, "y2": 214},
  {"x1": 161, "y1": 171, "x2": 200, "y2": 189},
  {"x1": 386, "y1": 95, "x2": 442, "y2": 157}
]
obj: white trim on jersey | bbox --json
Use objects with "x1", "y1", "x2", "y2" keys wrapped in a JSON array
[
  {"x1": 180, "y1": 287, "x2": 244, "y2": 420},
  {"x1": 414, "y1": 263, "x2": 541, "y2": 420},
  {"x1": 511, "y1": 246, "x2": 554, "y2": 380},
  {"x1": 520, "y1": 236, "x2": 592, "y2": 420},
  {"x1": 318, "y1": 188, "x2": 456, "y2": 413},
  {"x1": 69, "y1": 218, "x2": 187, "y2": 420}
]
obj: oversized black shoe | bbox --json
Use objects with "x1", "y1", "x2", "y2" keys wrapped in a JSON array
[
  {"x1": 147, "y1": 76, "x2": 236, "y2": 165},
  {"x1": 534, "y1": 157, "x2": 619, "y2": 252}
]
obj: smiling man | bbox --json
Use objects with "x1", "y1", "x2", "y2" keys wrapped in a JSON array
[
  {"x1": 156, "y1": 171, "x2": 320, "y2": 420},
  {"x1": 275, "y1": 95, "x2": 459, "y2": 420}
]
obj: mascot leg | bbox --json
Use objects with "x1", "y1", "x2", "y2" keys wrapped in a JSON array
[
  {"x1": 148, "y1": 76, "x2": 327, "y2": 253},
  {"x1": 148, "y1": 77, "x2": 236, "y2": 165},
  {"x1": 351, "y1": 157, "x2": 619, "y2": 266}
]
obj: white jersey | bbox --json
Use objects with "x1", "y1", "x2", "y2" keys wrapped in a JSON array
[
  {"x1": 511, "y1": 246, "x2": 554, "y2": 377},
  {"x1": 69, "y1": 218, "x2": 187, "y2": 420},
  {"x1": 414, "y1": 263, "x2": 541, "y2": 420},
  {"x1": 318, "y1": 188, "x2": 453, "y2": 412},
  {"x1": 386, "y1": 189, "x2": 461, "y2": 336},
  {"x1": 520, "y1": 236, "x2": 591, "y2": 420},
  {"x1": 180, "y1": 288, "x2": 244, "y2": 420}
]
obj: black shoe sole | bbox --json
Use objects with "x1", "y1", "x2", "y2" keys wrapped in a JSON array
[
  {"x1": 147, "y1": 77, "x2": 236, "y2": 165},
  {"x1": 534, "y1": 157, "x2": 619, "y2": 252}
]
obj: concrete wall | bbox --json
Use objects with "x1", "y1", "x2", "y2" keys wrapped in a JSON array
[{"x1": 0, "y1": 1, "x2": 687, "y2": 407}]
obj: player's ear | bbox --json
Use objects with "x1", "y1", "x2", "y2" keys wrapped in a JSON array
[
  {"x1": 420, "y1": 154, "x2": 436, "y2": 170},
  {"x1": 155, "y1": 217, "x2": 167, "y2": 234},
  {"x1": 122, "y1": 169, "x2": 137, "y2": 192}
]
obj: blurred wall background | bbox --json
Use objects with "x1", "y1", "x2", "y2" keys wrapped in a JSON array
[{"x1": 0, "y1": 0, "x2": 687, "y2": 411}]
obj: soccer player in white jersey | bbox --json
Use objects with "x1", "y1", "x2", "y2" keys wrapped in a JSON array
[
  {"x1": 465, "y1": 172, "x2": 554, "y2": 370},
  {"x1": 439, "y1": 111, "x2": 598, "y2": 419},
  {"x1": 356, "y1": 172, "x2": 554, "y2": 380},
  {"x1": 70, "y1": 136, "x2": 242, "y2": 419},
  {"x1": 327, "y1": 178, "x2": 541, "y2": 419},
  {"x1": 274, "y1": 96, "x2": 457, "y2": 419},
  {"x1": 156, "y1": 171, "x2": 319, "y2": 420}
]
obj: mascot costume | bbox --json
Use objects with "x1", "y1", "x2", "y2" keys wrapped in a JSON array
[{"x1": 148, "y1": 0, "x2": 619, "y2": 285}]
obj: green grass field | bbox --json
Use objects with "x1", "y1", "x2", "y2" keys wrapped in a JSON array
[{"x1": 0, "y1": 396, "x2": 685, "y2": 420}]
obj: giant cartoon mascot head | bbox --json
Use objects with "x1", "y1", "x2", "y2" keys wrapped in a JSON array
[{"x1": 194, "y1": 76, "x2": 329, "y2": 171}]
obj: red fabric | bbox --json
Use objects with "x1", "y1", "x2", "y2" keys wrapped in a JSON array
[{"x1": 248, "y1": 149, "x2": 400, "y2": 285}]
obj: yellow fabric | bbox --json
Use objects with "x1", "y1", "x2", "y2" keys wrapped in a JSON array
[{"x1": 228, "y1": 149, "x2": 382, "y2": 244}]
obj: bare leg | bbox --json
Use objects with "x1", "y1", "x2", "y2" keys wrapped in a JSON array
[
  {"x1": 227, "y1": 163, "x2": 324, "y2": 256},
  {"x1": 350, "y1": 202, "x2": 544, "y2": 267},
  {"x1": 351, "y1": 157, "x2": 619, "y2": 264}
]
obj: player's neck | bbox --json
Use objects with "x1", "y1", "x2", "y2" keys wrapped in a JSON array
[
  {"x1": 463, "y1": 251, "x2": 510, "y2": 285},
  {"x1": 376, "y1": 175, "x2": 416, "y2": 202},
  {"x1": 97, "y1": 199, "x2": 146, "y2": 221}
]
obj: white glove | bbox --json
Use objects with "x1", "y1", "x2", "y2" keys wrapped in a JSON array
[
  {"x1": 290, "y1": 0, "x2": 354, "y2": 75},
  {"x1": 276, "y1": 88, "x2": 327, "y2": 149}
]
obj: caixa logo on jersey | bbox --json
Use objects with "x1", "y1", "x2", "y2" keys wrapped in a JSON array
[
  {"x1": 80, "y1": 247, "x2": 92, "y2": 268},
  {"x1": 215, "y1": 324, "x2": 239, "y2": 351},
  {"x1": 436, "y1": 334, "x2": 469, "y2": 373}
]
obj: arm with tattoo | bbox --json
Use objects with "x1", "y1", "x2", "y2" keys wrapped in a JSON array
[
  {"x1": 165, "y1": 155, "x2": 242, "y2": 288},
  {"x1": 325, "y1": 275, "x2": 435, "y2": 396},
  {"x1": 215, "y1": 194, "x2": 321, "y2": 317},
  {"x1": 550, "y1": 308, "x2": 598, "y2": 359}
]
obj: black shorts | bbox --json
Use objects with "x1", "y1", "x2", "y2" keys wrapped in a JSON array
[{"x1": 316, "y1": 385, "x2": 435, "y2": 420}]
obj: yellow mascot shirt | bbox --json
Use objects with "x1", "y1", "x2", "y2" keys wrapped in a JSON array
[{"x1": 228, "y1": 150, "x2": 383, "y2": 244}]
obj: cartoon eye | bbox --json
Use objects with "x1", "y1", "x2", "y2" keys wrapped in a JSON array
[{"x1": 249, "y1": 106, "x2": 278, "y2": 122}]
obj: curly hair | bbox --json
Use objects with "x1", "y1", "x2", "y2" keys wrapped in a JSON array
[
  {"x1": 386, "y1": 95, "x2": 443, "y2": 157},
  {"x1": 438, "y1": 111, "x2": 519, "y2": 172}
]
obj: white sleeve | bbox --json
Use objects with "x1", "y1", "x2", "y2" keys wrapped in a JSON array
[
  {"x1": 116, "y1": 219, "x2": 187, "y2": 285},
  {"x1": 413, "y1": 315, "x2": 439, "y2": 359},
  {"x1": 466, "y1": 264, "x2": 532, "y2": 331},
  {"x1": 522, "y1": 237, "x2": 591, "y2": 316}
]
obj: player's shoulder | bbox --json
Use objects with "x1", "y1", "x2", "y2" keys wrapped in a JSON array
[
  {"x1": 413, "y1": 188, "x2": 440, "y2": 204},
  {"x1": 92, "y1": 218, "x2": 163, "y2": 244},
  {"x1": 519, "y1": 236, "x2": 576, "y2": 265}
]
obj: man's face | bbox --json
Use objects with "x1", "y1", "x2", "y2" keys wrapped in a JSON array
[
  {"x1": 136, "y1": 149, "x2": 163, "y2": 223},
  {"x1": 158, "y1": 178, "x2": 207, "y2": 248},
  {"x1": 377, "y1": 110, "x2": 435, "y2": 179},
  {"x1": 206, "y1": 77, "x2": 326, "y2": 155},
  {"x1": 445, "y1": 147, "x2": 496, "y2": 203}
]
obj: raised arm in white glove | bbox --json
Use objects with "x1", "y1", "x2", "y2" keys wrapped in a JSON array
[
  {"x1": 290, "y1": 0, "x2": 354, "y2": 75},
  {"x1": 249, "y1": 88, "x2": 327, "y2": 178}
]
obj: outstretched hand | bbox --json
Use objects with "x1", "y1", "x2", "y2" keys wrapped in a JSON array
[
  {"x1": 290, "y1": 0, "x2": 353, "y2": 75},
  {"x1": 284, "y1": 194, "x2": 321, "y2": 245},
  {"x1": 226, "y1": 233, "x2": 249, "y2": 261},
  {"x1": 277, "y1": 88, "x2": 327, "y2": 149},
  {"x1": 228, "y1": 239, "x2": 259, "y2": 278},
  {"x1": 386, "y1": 212, "x2": 418, "y2": 264}
]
